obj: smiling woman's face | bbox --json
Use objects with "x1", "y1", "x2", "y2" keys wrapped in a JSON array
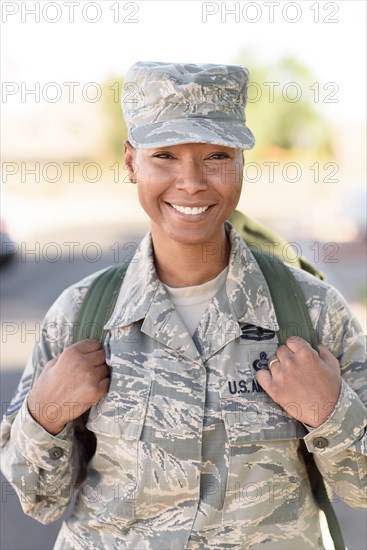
[{"x1": 124, "y1": 141, "x2": 244, "y2": 250}]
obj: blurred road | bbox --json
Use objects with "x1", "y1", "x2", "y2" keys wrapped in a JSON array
[{"x1": 1, "y1": 223, "x2": 366, "y2": 550}]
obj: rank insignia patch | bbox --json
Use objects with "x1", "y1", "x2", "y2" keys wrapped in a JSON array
[{"x1": 252, "y1": 351, "x2": 269, "y2": 371}]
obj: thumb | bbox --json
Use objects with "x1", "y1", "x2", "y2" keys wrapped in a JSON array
[
  {"x1": 255, "y1": 368, "x2": 273, "y2": 393},
  {"x1": 318, "y1": 343, "x2": 340, "y2": 371},
  {"x1": 44, "y1": 357, "x2": 58, "y2": 370}
]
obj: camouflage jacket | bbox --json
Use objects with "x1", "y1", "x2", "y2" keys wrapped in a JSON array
[{"x1": 1, "y1": 222, "x2": 366, "y2": 549}]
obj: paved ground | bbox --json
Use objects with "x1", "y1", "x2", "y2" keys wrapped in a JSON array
[{"x1": 1, "y1": 223, "x2": 366, "y2": 549}]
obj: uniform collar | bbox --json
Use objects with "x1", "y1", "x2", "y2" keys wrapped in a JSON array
[
  {"x1": 104, "y1": 230, "x2": 159, "y2": 329},
  {"x1": 104, "y1": 221, "x2": 279, "y2": 333},
  {"x1": 225, "y1": 222, "x2": 279, "y2": 331},
  {"x1": 104, "y1": 230, "x2": 202, "y2": 363}
]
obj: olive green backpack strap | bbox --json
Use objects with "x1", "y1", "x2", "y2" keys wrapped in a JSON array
[
  {"x1": 251, "y1": 249, "x2": 345, "y2": 550},
  {"x1": 229, "y1": 209, "x2": 326, "y2": 281},
  {"x1": 72, "y1": 263, "x2": 129, "y2": 487},
  {"x1": 73, "y1": 263, "x2": 129, "y2": 345},
  {"x1": 251, "y1": 250, "x2": 318, "y2": 350}
]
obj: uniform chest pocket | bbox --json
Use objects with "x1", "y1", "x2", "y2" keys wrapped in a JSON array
[
  {"x1": 83, "y1": 373, "x2": 152, "y2": 528},
  {"x1": 86, "y1": 373, "x2": 152, "y2": 440},
  {"x1": 220, "y1": 393, "x2": 308, "y2": 445},
  {"x1": 219, "y1": 391, "x2": 308, "y2": 526},
  {"x1": 219, "y1": 340, "x2": 307, "y2": 444}
]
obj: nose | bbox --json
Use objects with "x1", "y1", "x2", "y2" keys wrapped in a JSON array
[{"x1": 174, "y1": 160, "x2": 208, "y2": 194}]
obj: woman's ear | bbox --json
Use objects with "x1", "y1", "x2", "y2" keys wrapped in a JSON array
[{"x1": 124, "y1": 140, "x2": 138, "y2": 183}]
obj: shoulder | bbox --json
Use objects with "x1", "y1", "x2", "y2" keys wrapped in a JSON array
[
  {"x1": 39, "y1": 266, "x2": 113, "y2": 353},
  {"x1": 288, "y1": 264, "x2": 330, "y2": 299},
  {"x1": 287, "y1": 263, "x2": 348, "y2": 317},
  {"x1": 287, "y1": 264, "x2": 363, "y2": 353},
  {"x1": 287, "y1": 264, "x2": 348, "y2": 312},
  {"x1": 52, "y1": 266, "x2": 112, "y2": 313}
]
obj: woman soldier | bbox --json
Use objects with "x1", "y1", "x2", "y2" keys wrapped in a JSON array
[{"x1": 1, "y1": 62, "x2": 366, "y2": 549}]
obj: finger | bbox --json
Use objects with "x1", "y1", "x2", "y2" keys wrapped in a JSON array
[
  {"x1": 98, "y1": 376, "x2": 110, "y2": 394},
  {"x1": 275, "y1": 344, "x2": 292, "y2": 363},
  {"x1": 45, "y1": 357, "x2": 58, "y2": 369},
  {"x1": 268, "y1": 356, "x2": 280, "y2": 370},
  {"x1": 285, "y1": 336, "x2": 311, "y2": 353},
  {"x1": 72, "y1": 339, "x2": 102, "y2": 353},
  {"x1": 85, "y1": 349, "x2": 106, "y2": 367},
  {"x1": 318, "y1": 343, "x2": 340, "y2": 371},
  {"x1": 94, "y1": 364, "x2": 110, "y2": 380},
  {"x1": 255, "y1": 368, "x2": 273, "y2": 392}
]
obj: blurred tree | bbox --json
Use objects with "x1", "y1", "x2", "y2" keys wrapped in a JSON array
[
  {"x1": 236, "y1": 52, "x2": 333, "y2": 159},
  {"x1": 101, "y1": 76, "x2": 127, "y2": 160}
]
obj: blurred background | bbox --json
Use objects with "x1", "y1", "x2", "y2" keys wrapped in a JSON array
[{"x1": 1, "y1": 1, "x2": 366, "y2": 548}]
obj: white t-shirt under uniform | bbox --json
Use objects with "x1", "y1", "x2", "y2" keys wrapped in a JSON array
[{"x1": 162, "y1": 267, "x2": 229, "y2": 336}]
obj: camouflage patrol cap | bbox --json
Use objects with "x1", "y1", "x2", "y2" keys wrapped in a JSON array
[{"x1": 121, "y1": 61, "x2": 255, "y2": 149}]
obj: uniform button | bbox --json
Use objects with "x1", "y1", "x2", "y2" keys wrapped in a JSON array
[
  {"x1": 49, "y1": 447, "x2": 64, "y2": 460},
  {"x1": 313, "y1": 436, "x2": 329, "y2": 449}
]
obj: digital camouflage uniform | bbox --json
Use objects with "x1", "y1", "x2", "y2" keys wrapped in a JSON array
[{"x1": 1, "y1": 222, "x2": 366, "y2": 549}]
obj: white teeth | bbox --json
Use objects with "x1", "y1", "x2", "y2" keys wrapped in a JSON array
[{"x1": 170, "y1": 204, "x2": 209, "y2": 215}]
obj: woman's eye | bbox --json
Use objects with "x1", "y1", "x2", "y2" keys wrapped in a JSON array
[
  {"x1": 208, "y1": 153, "x2": 230, "y2": 160},
  {"x1": 152, "y1": 153, "x2": 174, "y2": 159}
]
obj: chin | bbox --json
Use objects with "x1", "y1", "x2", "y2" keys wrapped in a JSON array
[{"x1": 171, "y1": 228, "x2": 222, "y2": 247}]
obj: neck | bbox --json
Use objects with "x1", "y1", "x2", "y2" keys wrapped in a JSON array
[{"x1": 151, "y1": 228, "x2": 230, "y2": 288}]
